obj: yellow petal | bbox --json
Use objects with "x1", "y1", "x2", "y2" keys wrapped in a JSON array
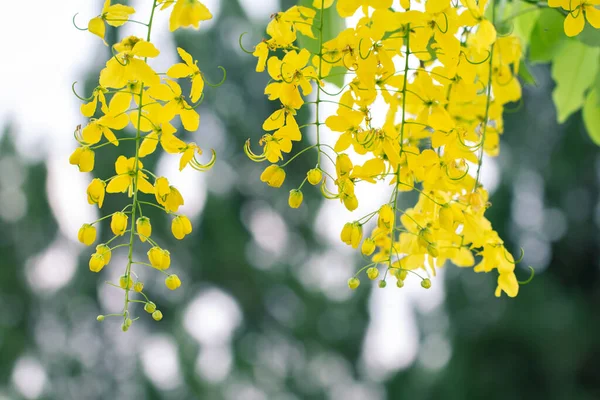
[
  {"x1": 88, "y1": 17, "x2": 106, "y2": 43},
  {"x1": 564, "y1": 12, "x2": 585, "y2": 36}
]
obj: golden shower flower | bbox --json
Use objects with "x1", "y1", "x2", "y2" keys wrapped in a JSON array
[
  {"x1": 171, "y1": 215, "x2": 192, "y2": 240},
  {"x1": 78, "y1": 224, "x2": 97, "y2": 246},
  {"x1": 110, "y1": 212, "x2": 129, "y2": 236}
]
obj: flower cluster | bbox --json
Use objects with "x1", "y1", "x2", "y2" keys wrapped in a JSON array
[
  {"x1": 71, "y1": 0, "x2": 217, "y2": 330},
  {"x1": 246, "y1": 0, "x2": 544, "y2": 297}
]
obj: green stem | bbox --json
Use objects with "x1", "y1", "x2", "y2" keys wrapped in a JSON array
[{"x1": 122, "y1": 0, "x2": 158, "y2": 324}]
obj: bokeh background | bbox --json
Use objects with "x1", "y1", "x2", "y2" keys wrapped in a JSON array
[{"x1": 1, "y1": 1, "x2": 599, "y2": 399}]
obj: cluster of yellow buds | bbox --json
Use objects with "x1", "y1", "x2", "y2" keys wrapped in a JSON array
[
  {"x1": 71, "y1": 0, "x2": 219, "y2": 331},
  {"x1": 243, "y1": 0, "x2": 564, "y2": 297}
]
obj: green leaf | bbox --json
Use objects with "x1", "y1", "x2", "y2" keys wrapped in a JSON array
[
  {"x1": 511, "y1": 3, "x2": 541, "y2": 51},
  {"x1": 578, "y1": 24, "x2": 600, "y2": 48},
  {"x1": 297, "y1": 0, "x2": 345, "y2": 88},
  {"x1": 583, "y1": 89, "x2": 600, "y2": 146},
  {"x1": 529, "y1": 9, "x2": 566, "y2": 64},
  {"x1": 518, "y1": 60, "x2": 537, "y2": 86},
  {"x1": 551, "y1": 41, "x2": 600, "y2": 123},
  {"x1": 594, "y1": 56, "x2": 600, "y2": 106}
]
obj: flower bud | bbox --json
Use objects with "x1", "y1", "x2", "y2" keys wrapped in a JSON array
[
  {"x1": 134, "y1": 282, "x2": 144, "y2": 292},
  {"x1": 377, "y1": 204, "x2": 395, "y2": 232},
  {"x1": 340, "y1": 222, "x2": 362, "y2": 249},
  {"x1": 378, "y1": 280, "x2": 387, "y2": 288},
  {"x1": 260, "y1": 165, "x2": 286, "y2": 188},
  {"x1": 119, "y1": 274, "x2": 134, "y2": 290},
  {"x1": 124, "y1": 318, "x2": 132, "y2": 328},
  {"x1": 96, "y1": 315, "x2": 105, "y2": 321},
  {"x1": 343, "y1": 194, "x2": 359, "y2": 211},
  {"x1": 111, "y1": 212, "x2": 129, "y2": 236},
  {"x1": 69, "y1": 146, "x2": 95, "y2": 172},
  {"x1": 148, "y1": 247, "x2": 171, "y2": 270},
  {"x1": 396, "y1": 279, "x2": 405, "y2": 288},
  {"x1": 171, "y1": 215, "x2": 192, "y2": 240},
  {"x1": 122, "y1": 324, "x2": 129, "y2": 332},
  {"x1": 361, "y1": 238, "x2": 376, "y2": 256},
  {"x1": 421, "y1": 278, "x2": 432, "y2": 289},
  {"x1": 307, "y1": 168, "x2": 322, "y2": 185},
  {"x1": 154, "y1": 177, "x2": 171, "y2": 205},
  {"x1": 288, "y1": 189, "x2": 303, "y2": 208},
  {"x1": 144, "y1": 301, "x2": 156, "y2": 313},
  {"x1": 348, "y1": 277, "x2": 360, "y2": 290},
  {"x1": 427, "y1": 243, "x2": 439, "y2": 258},
  {"x1": 367, "y1": 267, "x2": 379, "y2": 280},
  {"x1": 86, "y1": 178, "x2": 106, "y2": 208},
  {"x1": 336, "y1": 154, "x2": 353, "y2": 178},
  {"x1": 165, "y1": 274, "x2": 181, "y2": 291},
  {"x1": 136, "y1": 217, "x2": 152, "y2": 242},
  {"x1": 78, "y1": 224, "x2": 97, "y2": 246},
  {"x1": 152, "y1": 310, "x2": 163, "y2": 321},
  {"x1": 89, "y1": 253, "x2": 106, "y2": 273},
  {"x1": 95, "y1": 244, "x2": 111, "y2": 265}
]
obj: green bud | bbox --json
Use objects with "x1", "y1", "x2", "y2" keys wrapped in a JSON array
[
  {"x1": 348, "y1": 277, "x2": 360, "y2": 290},
  {"x1": 96, "y1": 315, "x2": 105, "y2": 322},
  {"x1": 152, "y1": 310, "x2": 163, "y2": 321},
  {"x1": 144, "y1": 301, "x2": 156, "y2": 313},
  {"x1": 378, "y1": 280, "x2": 387, "y2": 288},
  {"x1": 421, "y1": 278, "x2": 432, "y2": 289},
  {"x1": 396, "y1": 279, "x2": 405, "y2": 288},
  {"x1": 366, "y1": 267, "x2": 379, "y2": 280}
]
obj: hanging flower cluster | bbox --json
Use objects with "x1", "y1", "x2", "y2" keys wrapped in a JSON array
[
  {"x1": 70, "y1": 0, "x2": 219, "y2": 331},
  {"x1": 244, "y1": 0, "x2": 551, "y2": 297}
]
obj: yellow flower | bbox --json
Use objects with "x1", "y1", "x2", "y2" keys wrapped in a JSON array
[
  {"x1": 78, "y1": 224, "x2": 97, "y2": 246},
  {"x1": 167, "y1": 47, "x2": 205, "y2": 103},
  {"x1": 260, "y1": 165, "x2": 286, "y2": 188},
  {"x1": 563, "y1": 0, "x2": 600, "y2": 37},
  {"x1": 148, "y1": 246, "x2": 171, "y2": 270},
  {"x1": 361, "y1": 238, "x2": 376, "y2": 256},
  {"x1": 99, "y1": 36, "x2": 160, "y2": 89},
  {"x1": 340, "y1": 222, "x2": 362, "y2": 249},
  {"x1": 169, "y1": 0, "x2": 212, "y2": 32},
  {"x1": 106, "y1": 156, "x2": 155, "y2": 196},
  {"x1": 136, "y1": 217, "x2": 152, "y2": 242},
  {"x1": 88, "y1": 0, "x2": 136, "y2": 44},
  {"x1": 89, "y1": 253, "x2": 106, "y2": 273},
  {"x1": 87, "y1": 179, "x2": 106, "y2": 208},
  {"x1": 80, "y1": 86, "x2": 108, "y2": 117},
  {"x1": 134, "y1": 282, "x2": 144, "y2": 292},
  {"x1": 81, "y1": 96, "x2": 131, "y2": 146},
  {"x1": 69, "y1": 147, "x2": 95, "y2": 172},
  {"x1": 119, "y1": 274, "x2": 134, "y2": 289},
  {"x1": 337, "y1": 0, "x2": 392, "y2": 17},
  {"x1": 495, "y1": 272, "x2": 519, "y2": 297},
  {"x1": 165, "y1": 274, "x2": 182, "y2": 290},
  {"x1": 307, "y1": 168, "x2": 322, "y2": 185},
  {"x1": 171, "y1": 215, "x2": 193, "y2": 240},
  {"x1": 377, "y1": 205, "x2": 395, "y2": 233},
  {"x1": 154, "y1": 177, "x2": 185, "y2": 212},
  {"x1": 110, "y1": 212, "x2": 129, "y2": 236},
  {"x1": 288, "y1": 189, "x2": 303, "y2": 208},
  {"x1": 260, "y1": 116, "x2": 302, "y2": 163},
  {"x1": 146, "y1": 80, "x2": 200, "y2": 131},
  {"x1": 96, "y1": 244, "x2": 112, "y2": 265}
]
